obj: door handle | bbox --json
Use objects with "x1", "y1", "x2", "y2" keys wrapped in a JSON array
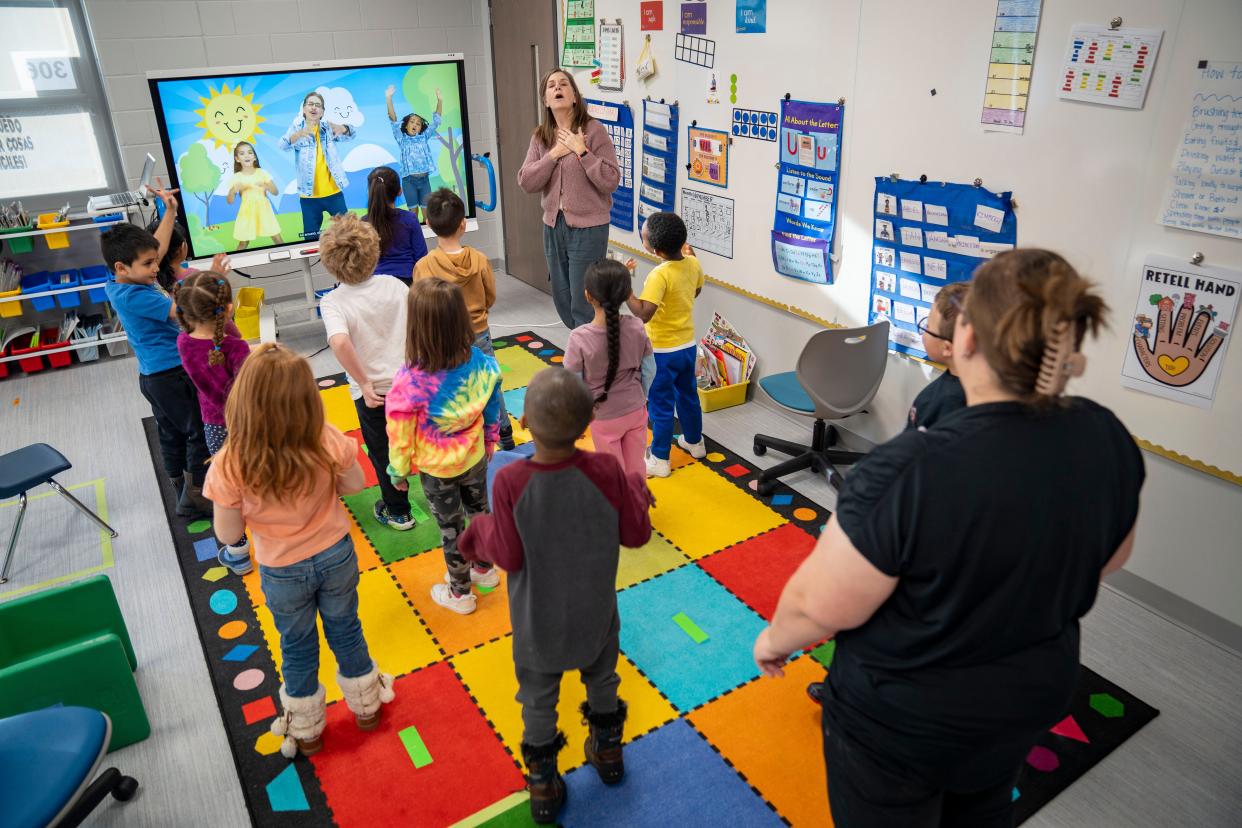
[{"x1": 532, "y1": 44, "x2": 542, "y2": 123}]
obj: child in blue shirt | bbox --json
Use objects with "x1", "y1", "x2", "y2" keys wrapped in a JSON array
[
  {"x1": 386, "y1": 85, "x2": 443, "y2": 221},
  {"x1": 102, "y1": 187, "x2": 213, "y2": 519}
]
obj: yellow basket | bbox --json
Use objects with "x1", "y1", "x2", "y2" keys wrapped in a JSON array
[
  {"x1": 0, "y1": 287, "x2": 21, "y2": 318},
  {"x1": 698, "y1": 380, "x2": 750, "y2": 413},
  {"x1": 36, "y1": 213, "x2": 70, "y2": 250},
  {"x1": 234, "y1": 286, "x2": 264, "y2": 340}
]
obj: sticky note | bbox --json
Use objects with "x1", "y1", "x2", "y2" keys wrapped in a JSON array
[
  {"x1": 894, "y1": 302, "x2": 917, "y2": 324},
  {"x1": 900, "y1": 251, "x2": 922, "y2": 275},
  {"x1": 399, "y1": 726, "x2": 434, "y2": 768},
  {"x1": 974, "y1": 204, "x2": 1005, "y2": 233},
  {"x1": 901, "y1": 199, "x2": 923, "y2": 222},
  {"x1": 925, "y1": 204, "x2": 949, "y2": 225},
  {"x1": 672, "y1": 612, "x2": 710, "y2": 643},
  {"x1": 900, "y1": 226, "x2": 924, "y2": 247},
  {"x1": 924, "y1": 258, "x2": 948, "y2": 279},
  {"x1": 899, "y1": 278, "x2": 922, "y2": 300}
]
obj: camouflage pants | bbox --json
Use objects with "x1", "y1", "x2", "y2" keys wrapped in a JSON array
[{"x1": 421, "y1": 457, "x2": 491, "y2": 595}]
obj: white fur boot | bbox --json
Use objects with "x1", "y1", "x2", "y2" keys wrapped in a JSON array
[
  {"x1": 336, "y1": 664, "x2": 395, "y2": 730},
  {"x1": 270, "y1": 684, "x2": 327, "y2": 758}
]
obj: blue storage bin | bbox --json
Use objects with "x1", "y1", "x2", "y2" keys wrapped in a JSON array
[
  {"x1": 79, "y1": 265, "x2": 111, "y2": 303},
  {"x1": 20, "y1": 271, "x2": 54, "y2": 311},
  {"x1": 51, "y1": 269, "x2": 81, "y2": 308}
]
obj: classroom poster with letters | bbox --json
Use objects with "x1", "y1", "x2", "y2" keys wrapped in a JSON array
[
  {"x1": 981, "y1": 0, "x2": 1044, "y2": 133},
  {"x1": 587, "y1": 99, "x2": 635, "y2": 231},
  {"x1": 1159, "y1": 61, "x2": 1242, "y2": 240},
  {"x1": 736, "y1": 0, "x2": 766, "y2": 33},
  {"x1": 687, "y1": 125, "x2": 729, "y2": 187},
  {"x1": 597, "y1": 20, "x2": 625, "y2": 91},
  {"x1": 868, "y1": 177, "x2": 1017, "y2": 358},
  {"x1": 771, "y1": 98, "x2": 843, "y2": 284},
  {"x1": 562, "y1": 0, "x2": 597, "y2": 67},
  {"x1": 1121, "y1": 255, "x2": 1237, "y2": 409},
  {"x1": 1057, "y1": 24, "x2": 1162, "y2": 109},
  {"x1": 639, "y1": 99, "x2": 680, "y2": 230},
  {"x1": 682, "y1": 188, "x2": 734, "y2": 258}
]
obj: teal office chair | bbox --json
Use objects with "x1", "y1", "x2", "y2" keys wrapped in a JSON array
[{"x1": 753, "y1": 322, "x2": 888, "y2": 493}]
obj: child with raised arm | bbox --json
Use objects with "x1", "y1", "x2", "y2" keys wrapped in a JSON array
[
  {"x1": 460, "y1": 367, "x2": 653, "y2": 825},
  {"x1": 225, "y1": 141, "x2": 284, "y2": 250},
  {"x1": 319, "y1": 213, "x2": 420, "y2": 531},
  {"x1": 103, "y1": 185, "x2": 213, "y2": 519},
  {"x1": 563, "y1": 259, "x2": 655, "y2": 479},
  {"x1": 626, "y1": 212, "x2": 706, "y2": 478},
  {"x1": 386, "y1": 278, "x2": 503, "y2": 615},
  {"x1": 414, "y1": 187, "x2": 515, "y2": 450},
  {"x1": 204, "y1": 344, "x2": 394, "y2": 758},
  {"x1": 386, "y1": 84, "x2": 443, "y2": 221}
]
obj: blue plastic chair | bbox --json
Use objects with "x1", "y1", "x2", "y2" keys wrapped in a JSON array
[
  {"x1": 0, "y1": 706, "x2": 138, "y2": 828},
  {"x1": 0, "y1": 444, "x2": 117, "y2": 585}
]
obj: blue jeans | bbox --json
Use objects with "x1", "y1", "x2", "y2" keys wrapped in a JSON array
[
  {"x1": 299, "y1": 191, "x2": 349, "y2": 242},
  {"x1": 401, "y1": 173, "x2": 432, "y2": 209},
  {"x1": 473, "y1": 329, "x2": 513, "y2": 443},
  {"x1": 259, "y1": 534, "x2": 373, "y2": 698},
  {"x1": 648, "y1": 345, "x2": 703, "y2": 460},
  {"x1": 542, "y1": 212, "x2": 610, "y2": 329}
]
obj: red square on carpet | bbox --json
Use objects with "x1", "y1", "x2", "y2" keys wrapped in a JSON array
[
  {"x1": 344, "y1": 429, "x2": 378, "y2": 488},
  {"x1": 515, "y1": 335, "x2": 532, "y2": 342},
  {"x1": 310, "y1": 662, "x2": 525, "y2": 826},
  {"x1": 241, "y1": 695, "x2": 277, "y2": 725},
  {"x1": 722, "y1": 463, "x2": 750, "y2": 478},
  {"x1": 698, "y1": 523, "x2": 817, "y2": 619}
]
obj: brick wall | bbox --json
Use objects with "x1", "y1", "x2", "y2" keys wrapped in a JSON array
[{"x1": 85, "y1": 0, "x2": 504, "y2": 274}]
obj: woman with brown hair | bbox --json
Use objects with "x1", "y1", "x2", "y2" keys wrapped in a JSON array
[
  {"x1": 517, "y1": 69, "x2": 621, "y2": 329},
  {"x1": 753, "y1": 249, "x2": 1146, "y2": 827}
]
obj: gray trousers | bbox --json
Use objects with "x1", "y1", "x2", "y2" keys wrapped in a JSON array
[
  {"x1": 420, "y1": 458, "x2": 490, "y2": 595},
  {"x1": 514, "y1": 631, "x2": 620, "y2": 746},
  {"x1": 542, "y1": 212, "x2": 610, "y2": 329}
]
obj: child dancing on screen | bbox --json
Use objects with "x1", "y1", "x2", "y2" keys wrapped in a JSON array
[
  {"x1": 386, "y1": 85, "x2": 443, "y2": 221},
  {"x1": 226, "y1": 141, "x2": 284, "y2": 250}
]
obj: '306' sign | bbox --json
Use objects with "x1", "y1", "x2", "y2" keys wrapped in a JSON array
[{"x1": 22, "y1": 56, "x2": 77, "y2": 92}]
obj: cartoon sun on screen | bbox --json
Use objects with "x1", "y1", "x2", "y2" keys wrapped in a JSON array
[{"x1": 195, "y1": 83, "x2": 266, "y2": 147}]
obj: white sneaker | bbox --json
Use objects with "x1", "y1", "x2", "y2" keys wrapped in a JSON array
[
  {"x1": 430, "y1": 582, "x2": 477, "y2": 614},
  {"x1": 645, "y1": 452, "x2": 671, "y2": 478},
  {"x1": 677, "y1": 436, "x2": 707, "y2": 459},
  {"x1": 444, "y1": 567, "x2": 501, "y2": 589}
]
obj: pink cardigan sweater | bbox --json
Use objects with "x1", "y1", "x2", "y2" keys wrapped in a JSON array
[{"x1": 517, "y1": 118, "x2": 620, "y2": 229}]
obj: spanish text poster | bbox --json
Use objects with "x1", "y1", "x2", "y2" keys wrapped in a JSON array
[
  {"x1": 736, "y1": 0, "x2": 766, "y2": 33},
  {"x1": 1121, "y1": 255, "x2": 1237, "y2": 410},
  {"x1": 981, "y1": 0, "x2": 1043, "y2": 133},
  {"x1": 641, "y1": 1, "x2": 663, "y2": 31},
  {"x1": 1057, "y1": 24, "x2": 1162, "y2": 109},
  {"x1": 687, "y1": 125, "x2": 729, "y2": 187},
  {"x1": 771, "y1": 231, "x2": 830, "y2": 284},
  {"x1": 772, "y1": 98, "x2": 842, "y2": 246},
  {"x1": 681, "y1": 2, "x2": 707, "y2": 34},
  {"x1": 1159, "y1": 61, "x2": 1242, "y2": 241},
  {"x1": 562, "y1": 0, "x2": 596, "y2": 67},
  {"x1": 868, "y1": 177, "x2": 1017, "y2": 359},
  {"x1": 587, "y1": 99, "x2": 635, "y2": 231}
]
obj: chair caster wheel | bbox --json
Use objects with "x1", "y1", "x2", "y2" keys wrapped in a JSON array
[
  {"x1": 113, "y1": 776, "x2": 139, "y2": 801},
  {"x1": 757, "y1": 478, "x2": 777, "y2": 496},
  {"x1": 753, "y1": 443, "x2": 767, "y2": 456}
]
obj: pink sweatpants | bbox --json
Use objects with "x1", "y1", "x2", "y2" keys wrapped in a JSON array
[{"x1": 590, "y1": 405, "x2": 649, "y2": 480}]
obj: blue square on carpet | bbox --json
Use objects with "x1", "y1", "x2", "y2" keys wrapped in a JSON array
[
  {"x1": 503, "y1": 387, "x2": 527, "y2": 420},
  {"x1": 769, "y1": 493, "x2": 793, "y2": 506},
  {"x1": 560, "y1": 720, "x2": 783, "y2": 827},
  {"x1": 222, "y1": 644, "x2": 259, "y2": 662},
  {"x1": 193, "y1": 537, "x2": 218, "y2": 562},
  {"x1": 617, "y1": 565, "x2": 767, "y2": 711},
  {"x1": 486, "y1": 449, "x2": 528, "y2": 501}
]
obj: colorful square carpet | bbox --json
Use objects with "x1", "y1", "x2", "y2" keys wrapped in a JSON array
[{"x1": 146, "y1": 333, "x2": 1157, "y2": 826}]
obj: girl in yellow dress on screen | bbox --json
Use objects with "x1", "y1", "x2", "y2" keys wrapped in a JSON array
[{"x1": 226, "y1": 142, "x2": 284, "y2": 251}]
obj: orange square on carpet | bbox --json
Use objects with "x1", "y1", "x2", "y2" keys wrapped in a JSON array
[
  {"x1": 389, "y1": 551, "x2": 513, "y2": 656},
  {"x1": 698, "y1": 523, "x2": 818, "y2": 619}
]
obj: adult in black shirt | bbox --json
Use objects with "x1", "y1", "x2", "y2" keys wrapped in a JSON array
[{"x1": 754, "y1": 249, "x2": 1144, "y2": 827}]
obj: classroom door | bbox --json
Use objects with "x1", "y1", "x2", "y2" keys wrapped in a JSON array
[{"x1": 489, "y1": 0, "x2": 558, "y2": 294}]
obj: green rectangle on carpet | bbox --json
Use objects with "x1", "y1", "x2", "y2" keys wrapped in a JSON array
[
  {"x1": 672, "y1": 612, "x2": 709, "y2": 644},
  {"x1": 399, "y1": 725, "x2": 433, "y2": 768},
  {"x1": 341, "y1": 484, "x2": 441, "y2": 564}
]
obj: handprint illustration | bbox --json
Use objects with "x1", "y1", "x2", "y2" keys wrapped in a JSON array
[{"x1": 1133, "y1": 294, "x2": 1229, "y2": 388}]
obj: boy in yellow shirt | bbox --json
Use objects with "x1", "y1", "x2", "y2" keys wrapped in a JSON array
[{"x1": 627, "y1": 211, "x2": 706, "y2": 477}]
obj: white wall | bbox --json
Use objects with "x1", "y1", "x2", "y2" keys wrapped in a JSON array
[{"x1": 85, "y1": 0, "x2": 503, "y2": 295}]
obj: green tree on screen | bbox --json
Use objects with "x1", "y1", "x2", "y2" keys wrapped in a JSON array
[
  {"x1": 402, "y1": 65, "x2": 467, "y2": 196},
  {"x1": 179, "y1": 143, "x2": 222, "y2": 226}
]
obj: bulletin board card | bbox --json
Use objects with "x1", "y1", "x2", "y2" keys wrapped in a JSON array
[
  {"x1": 586, "y1": 98, "x2": 635, "y2": 231},
  {"x1": 562, "y1": 0, "x2": 597, "y2": 67},
  {"x1": 687, "y1": 125, "x2": 729, "y2": 187},
  {"x1": 868, "y1": 178, "x2": 1017, "y2": 359},
  {"x1": 772, "y1": 98, "x2": 843, "y2": 284},
  {"x1": 639, "y1": 99, "x2": 680, "y2": 229}
]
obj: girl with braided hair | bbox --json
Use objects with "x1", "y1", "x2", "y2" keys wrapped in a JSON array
[
  {"x1": 563, "y1": 259, "x2": 655, "y2": 479},
  {"x1": 175, "y1": 271, "x2": 251, "y2": 458}
]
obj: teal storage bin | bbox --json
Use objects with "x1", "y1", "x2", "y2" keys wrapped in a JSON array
[
  {"x1": 51, "y1": 269, "x2": 81, "y2": 309},
  {"x1": 79, "y1": 265, "x2": 111, "y2": 303}
]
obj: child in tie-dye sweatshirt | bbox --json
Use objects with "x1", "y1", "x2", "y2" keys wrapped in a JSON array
[{"x1": 386, "y1": 277, "x2": 504, "y2": 615}]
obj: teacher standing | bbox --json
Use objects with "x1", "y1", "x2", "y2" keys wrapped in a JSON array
[
  {"x1": 518, "y1": 69, "x2": 620, "y2": 329},
  {"x1": 753, "y1": 250, "x2": 1145, "y2": 827}
]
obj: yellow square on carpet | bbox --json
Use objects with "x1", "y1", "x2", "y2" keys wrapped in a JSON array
[
  {"x1": 452, "y1": 636, "x2": 678, "y2": 773},
  {"x1": 320, "y1": 385, "x2": 360, "y2": 432},
  {"x1": 688, "y1": 655, "x2": 831, "y2": 827},
  {"x1": 648, "y1": 463, "x2": 787, "y2": 559},
  {"x1": 618, "y1": 532, "x2": 690, "y2": 590},
  {"x1": 495, "y1": 345, "x2": 551, "y2": 391},
  {"x1": 389, "y1": 551, "x2": 513, "y2": 656},
  {"x1": 255, "y1": 567, "x2": 441, "y2": 703}
]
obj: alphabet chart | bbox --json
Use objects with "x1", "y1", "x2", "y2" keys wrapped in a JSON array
[
  {"x1": 682, "y1": 188, "x2": 734, "y2": 258},
  {"x1": 587, "y1": 99, "x2": 634, "y2": 231},
  {"x1": 868, "y1": 178, "x2": 1017, "y2": 358},
  {"x1": 771, "y1": 98, "x2": 842, "y2": 284}
]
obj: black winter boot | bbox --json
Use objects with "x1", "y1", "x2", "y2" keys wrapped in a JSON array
[
  {"x1": 520, "y1": 732, "x2": 567, "y2": 824},
  {"x1": 178, "y1": 470, "x2": 213, "y2": 519},
  {"x1": 580, "y1": 699, "x2": 627, "y2": 784}
]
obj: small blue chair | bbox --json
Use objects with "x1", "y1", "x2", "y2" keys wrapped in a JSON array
[
  {"x1": 0, "y1": 706, "x2": 139, "y2": 828},
  {"x1": 0, "y1": 444, "x2": 117, "y2": 585}
]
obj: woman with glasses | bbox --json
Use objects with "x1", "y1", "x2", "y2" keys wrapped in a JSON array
[{"x1": 754, "y1": 249, "x2": 1144, "y2": 827}]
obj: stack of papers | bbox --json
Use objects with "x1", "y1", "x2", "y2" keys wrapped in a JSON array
[{"x1": 697, "y1": 312, "x2": 757, "y2": 389}]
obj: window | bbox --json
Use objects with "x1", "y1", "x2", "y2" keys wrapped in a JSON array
[{"x1": 0, "y1": 0, "x2": 125, "y2": 209}]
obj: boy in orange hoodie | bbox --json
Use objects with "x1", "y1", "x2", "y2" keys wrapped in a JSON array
[{"x1": 414, "y1": 188, "x2": 515, "y2": 449}]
